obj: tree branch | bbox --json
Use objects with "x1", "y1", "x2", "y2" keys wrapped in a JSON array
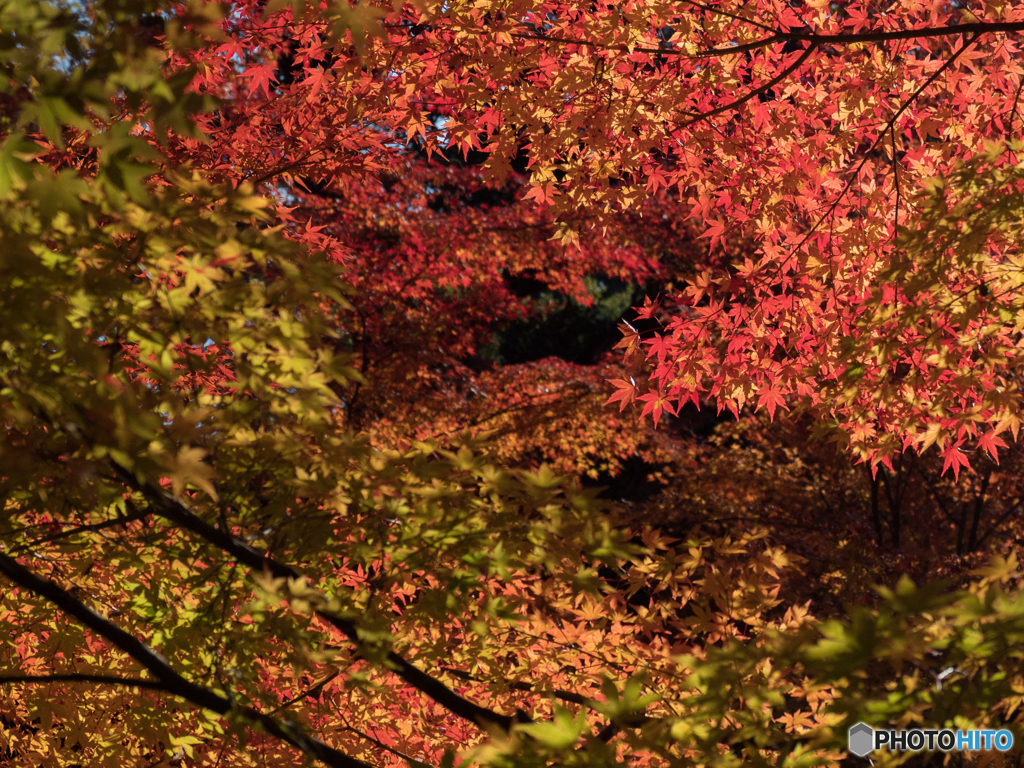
[
  {"x1": 9, "y1": 505, "x2": 151, "y2": 554},
  {"x1": 337, "y1": 712, "x2": 424, "y2": 766},
  {"x1": 109, "y1": 462, "x2": 528, "y2": 733},
  {"x1": 787, "y1": 21, "x2": 1024, "y2": 46},
  {"x1": 439, "y1": 666, "x2": 593, "y2": 707},
  {"x1": 782, "y1": 33, "x2": 979, "y2": 267},
  {"x1": 677, "y1": 43, "x2": 817, "y2": 130},
  {"x1": 678, "y1": 0, "x2": 779, "y2": 35},
  {"x1": 512, "y1": 20, "x2": 1024, "y2": 59},
  {"x1": 977, "y1": 495, "x2": 1022, "y2": 550},
  {"x1": 435, "y1": 666, "x2": 656, "y2": 742},
  {"x1": 0, "y1": 552, "x2": 375, "y2": 768},
  {"x1": 510, "y1": 30, "x2": 781, "y2": 58},
  {"x1": 269, "y1": 669, "x2": 341, "y2": 715}
]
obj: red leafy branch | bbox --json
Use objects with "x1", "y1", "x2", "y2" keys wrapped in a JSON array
[
  {"x1": 109, "y1": 462, "x2": 531, "y2": 733},
  {"x1": 0, "y1": 552, "x2": 377, "y2": 768}
]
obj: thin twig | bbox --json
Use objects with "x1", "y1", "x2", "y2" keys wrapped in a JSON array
[
  {"x1": 0, "y1": 673, "x2": 166, "y2": 691},
  {"x1": 9, "y1": 505, "x2": 151, "y2": 554}
]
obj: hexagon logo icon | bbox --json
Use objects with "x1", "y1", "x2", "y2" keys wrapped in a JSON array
[{"x1": 848, "y1": 722, "x2": 874, "y2": 757}]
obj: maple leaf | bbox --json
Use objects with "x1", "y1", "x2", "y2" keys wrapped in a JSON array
[
  {"x1": 163, "y1": 446, "x2": 219, "y2": 500},
  {"x1": 638, "y1": 391, "x2": 676, "y2": 427},
  {"x1": 303, "y1": 66, "x2": 332, "y2": 100},
  {"x1": 977, "y1": 430, "x2": 1007, "y2": 463},
  {"x1": 940, "y1": 443, "x2": 971, "y2": 480},
  {"x1": 243, "y1": 64, "x2": 278, "y2": 98},
  {"x1": 523, "y1": 184, "x2": 556, "y2": 205},
  {"x1": 756, "y1": 385, "x2": 787, "y2": 421},
  {"x1": 700, "y1": 218, "x2": 727, "y2": 249},
  {"x1": 636, "y1": 295, "x2": 662, "y2": 321},
  {"x1": 605, "y1": 378, "x2": 637, "y2": 411}
]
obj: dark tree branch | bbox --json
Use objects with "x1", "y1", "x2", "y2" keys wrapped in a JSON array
[
  {"x1": 782, "y1": 33, "x2": 979, "y2": 266},
  {"x1": 109, "y1": 462, "x2": 528, "y2": 733},
  {"x1": 434, "y1": 663, "x2": 622, "y2": 712},
  {"x1": 958, "y1": 498, "x2": 970, "y2": 557},
  {"x1": 439, "y1": 666, "x2": 593, "y2": 708},
  {"x1": 9, "y1": 505, "x2": 151, "y2": 554},
  {"x1": 978, "y1": 496, "x2": 1024, "y2": 550},
  {"x1": 891, "y1": 123, "x2": 901, "y2": 242},
  {"x1": 869, "y1": 469, "x2": 884, "y2": 546},
  {"x1": 967, "y1": 468, "x2": 992, "y2": 552},
  {"x1": 678, "y1": 0, "x2": 779, "y2": 35},
  {"x1": 1010, "y1": 75, "x2": 1024, "y2": 131},
  {"x1": 0, "y1": 552, "x2": 375, "y2": 768},
  {"x1": 269, "y1": 670, "x2": 341, "y2": 715},
  {"x1": 436, "y1": 665, "x2": 656, "y2": 742},
  {"x1": 510, "y1": 30, "x2": 783, "y2": 58},
  {"x1": 337, "y1": 712, "x2": 423, "y2": 766},
  {"x1": 784, "y1": 21, "x2": 1024, "y2": 46},
  {"x1": 879, "y1": 455, "x2": 905, "y2": 550},
  {"x1": 677, "y1": 43, "x2": 817, "y2": 130},
  {"x1": 512, "y1": 20, "x2": 1024, "y2": 59}
]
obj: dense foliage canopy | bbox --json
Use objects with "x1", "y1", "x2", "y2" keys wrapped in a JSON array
[{"x1": 5, "y1": 1, "x2": 1024, "y2": 767}]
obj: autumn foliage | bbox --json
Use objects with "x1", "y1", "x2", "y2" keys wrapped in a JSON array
[{"x1": 6, "y1": 0, "x2": 1024, "y2": 767}]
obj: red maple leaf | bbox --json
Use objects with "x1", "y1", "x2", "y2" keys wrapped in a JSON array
[
  {"x1": 940, "y1": 443, "x2": 971, "y2": 481},
  {"x1": 243, "y1": 64, "x2": 277, "y2": 98}
]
